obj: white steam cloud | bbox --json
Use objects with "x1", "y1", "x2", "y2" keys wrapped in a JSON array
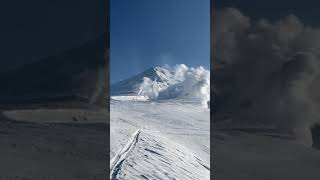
[
  {"x1": 214, "y1": 8, "x2": 320, "y2": 146},
  {"x1": 138, "y1": 64, "x2": 210, "y2": 107}
]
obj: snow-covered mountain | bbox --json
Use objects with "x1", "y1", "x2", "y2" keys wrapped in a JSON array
[
  {"x1": 110, "y1": 66, "x2": 177, "y2": 96},
  {"x1": 110, "y1": 64, "x2": 210, "y2": 179},
  {"x1": 111, "y1": 64, "x2": 210, "y2": 107}
]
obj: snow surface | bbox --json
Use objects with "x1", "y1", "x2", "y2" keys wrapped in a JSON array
[
  {"x1": 110, "y1": 96, "x2": 149, "y2": 101},
  {"x1": 110, "y1": 99, "x2": 210, "y2": 179},
  {"x1": 110, "y1": 65, "x2": 210, "y2": 179},
  {"x1": 3, "y1": 109, "x2": 108, "y2": 124},
  {"x1": 212, "y1": 128, "x2": 320, "y2": 180}
]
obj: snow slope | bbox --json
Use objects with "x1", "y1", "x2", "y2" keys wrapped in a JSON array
[
  {"x1": 110, "y1": 100, "x2": 210, "y2": 180},
  {"x1": 212, "y1": 128, "x2": 320, "y2": 180},
  {"x1": 110, "y1": 65, "x2": 210, "y2": 179}
]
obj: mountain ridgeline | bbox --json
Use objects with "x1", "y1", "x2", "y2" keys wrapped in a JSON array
[
  {"x1": 0, "y1": 34, "x2": 108, "y2": 108},
  {"x1": 110, "y1": 67, "x2": 177, "y2": 96},
  {"x1": 111, "y1": 65, "x2": 210, "y2": 107}
]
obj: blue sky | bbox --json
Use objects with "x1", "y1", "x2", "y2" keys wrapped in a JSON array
[{"x1": 110, "y1": 0, "x2": 210, "y2": 83}]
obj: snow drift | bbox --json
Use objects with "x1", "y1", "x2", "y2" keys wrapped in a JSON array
[
  {"x1": 111, "y1": 64, "x2": 210, "y2": 107},
  {"x1": 110, "y1": 98, "x2": 210, "y2": 179}
]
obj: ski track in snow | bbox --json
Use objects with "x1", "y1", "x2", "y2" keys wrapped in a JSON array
[
  {"x1": 111, "y1": 128, "x2": 209, "y2": 180},
  {"x1": 110, "y1": 129, "x2": 141, "y2": 180},
  {"x1": 110, "y1": 99, "x2": 210, "y2": 179}
]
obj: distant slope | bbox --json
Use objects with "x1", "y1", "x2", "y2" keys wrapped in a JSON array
[
  {"x1": 110, "y1": 67, "x2": 176, "y2": 95},
  {"x1": 0, "y1": 34, "x2": 108, "y2": 107}
]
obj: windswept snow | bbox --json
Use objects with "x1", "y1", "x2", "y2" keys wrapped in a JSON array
[
  {"x1": 110, "y1": 129, "x2": 141, "y2": 179},
  {"x1": 110, "y1": 96, "x2": 149, "y2": 101},
  {"x1": 110, "y1": 65, "x2": 210, "y2": 179},
  {"x1": 110, "y1": 99, "x2": 210, "y2": 180},
  {"x1": 110, "y1": 99, "x2": 210, "y2": 179},
  {"x1": 113, "y1": 129, "x2": 209, "y2": 180}
]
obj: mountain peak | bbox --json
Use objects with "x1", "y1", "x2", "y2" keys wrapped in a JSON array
[
  {"x1": 110, "y1": 66, "x2": 176, "y2": 96},
  {"x1": 111, "y1": 64, "x2": 210, "y2": 107}
]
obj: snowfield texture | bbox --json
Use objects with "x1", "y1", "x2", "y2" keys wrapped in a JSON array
[{"x1": 110, "y1": 65, "x2": 210, "y2": 179}]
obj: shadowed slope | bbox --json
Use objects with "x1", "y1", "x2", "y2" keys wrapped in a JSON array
[{"x1": 0, "y1": 34, "x2": 108, "y2": 108}]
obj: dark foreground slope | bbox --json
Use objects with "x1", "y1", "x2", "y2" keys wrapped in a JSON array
[{"x1": 0, "y1": 34, "x2": 109, "y2": 180}]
